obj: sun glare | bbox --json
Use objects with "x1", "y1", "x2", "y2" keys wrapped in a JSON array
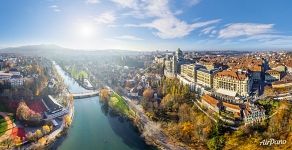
[{"x1": 76, "y1": 22, "x2": 96, "y2": 38}]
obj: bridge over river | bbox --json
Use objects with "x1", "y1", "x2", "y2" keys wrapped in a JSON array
[{"x1": 71, "y1": 90, "x2": 99, "y2": 99}]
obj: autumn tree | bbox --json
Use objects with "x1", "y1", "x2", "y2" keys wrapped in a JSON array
[
  {"x1": 38, "y1": 137, "x2": 47, "y2": 145},
  {"x1": 143, "y1": 88, "x2": 154, "y2": 100},
  {"x1": 35, "y1": 129, "x2": 43, "y2": 139},
  {"x1": 99, "y1": 88, "x2": 110, "y2": 102},
  {"x1": 14, "y1": 136, "x2": 22, "y2": 146},
  {"x1": 42, "y1": 125, "x2": 51, "y2": 135},
  {"x1": 26, "y1": 132, "x2": 35, "y2": 142},
  {"x1": 178, "y1": 103, "x2": 192, "y2": 122},
  {"x1": 16, "y1": 101, "x2": 42, "y2": 124},
  {"x1": 64, "y1": 115, "x2": 72, "y2": 127},
  {"x1": 160, "y1": 94, "x2": 174, "y2": 110},
  {"x1": 264, "y1": 86, "x2": 275, "y2": 97}
]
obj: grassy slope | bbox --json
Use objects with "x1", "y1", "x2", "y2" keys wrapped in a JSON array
[
  {"x1": 109, "y1": 93, "x2": 135, "y2": 118},
  {"x1": 0, "y1": 116, "x2": 8, "y2": 136}
]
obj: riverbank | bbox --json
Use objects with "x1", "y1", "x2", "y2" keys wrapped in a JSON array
[
  {"x1": 50, "y1": 62, "x2": 153, "y2": 150},
  {"x1": 104, "y1": 87, "x2": 191, "y2": 150},
  {"x1": 57, "y1": 64, "x2": 94, "y2": 90},
  {"x1": 18, "y1": 62, "x2": 75, "y2": 150}
]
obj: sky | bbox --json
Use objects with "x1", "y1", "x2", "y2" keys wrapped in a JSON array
[{"x1": 0, "y1": 0, "x2": 292, "y2": 51}]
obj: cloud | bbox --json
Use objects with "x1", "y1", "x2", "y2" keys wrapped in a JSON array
[
  {"x1": 49, "y1": 5, "x2": 61, "y2": 12},
  {"x1": 117, "y1": 0, "x2": 219, "y2": 39},
  {"x1": 115, "y1": 35, "x2": 143, "y2": 40},
  {"x1": 94, "y1": 12, "x2": 116, "y2": 24},
  {"x1": 86, "y1": 0, "x2": 100, "y2": 4},
  {"x1": 189, "y1": 0, "x2": 201, "y2": 6},
  {"x1": 218, "y1": 23, "x2": 274, "y2": 39},
  {"x1": 201, "y1": 26, "x2": 216, "y2": 35},
  {"x1": 129, "y1": 18, "x2": 220, "y2": 39},
  {"x1": 111, "y1": 0, "x2": 138, "y2": 8}
]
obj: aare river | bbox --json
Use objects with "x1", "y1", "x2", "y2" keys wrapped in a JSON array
[{"x1": 52, "y1": 63, "x2": 153, "y2": 150}]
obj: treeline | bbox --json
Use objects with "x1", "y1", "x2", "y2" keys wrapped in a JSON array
[
  {"x1": 141, "y1": 78, "x2": 214, "y2": 149},
  {"x1": 224, "y1": 101, "x2": 292, "y2": 150}
]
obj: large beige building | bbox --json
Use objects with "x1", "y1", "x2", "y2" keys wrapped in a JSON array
[
  {"x1": 180, "y1": 63, "x2": 220, "y2": 88},
  {"x1": 196, "y1": 68, "x2": 219, "y2": 88},
  {"x1": 180, "y1": 64, "x2": 196, "y2": 82},
  {"x1": 214, "y1": 69, "x2": 252, "y2": 97}
]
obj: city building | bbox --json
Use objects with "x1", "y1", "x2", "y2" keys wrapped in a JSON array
[
  {"x1": 196, "y1": 67, "x2": 219, "y2": 88},
  {"x1": 214, "y1": 69, "x2": 252, "y2": 97},
  {"x1": 163, "y1": 48, "x2": 186, "y2": 77},
  {"x1": 243, "y1": 103, "x2": 266, "y2": 125},
  {"x1": 180, "y1": 64, "x2": 196, "y2": 82},
  {"x1": 265, "y1": 69, "x2": 281, "y2": 84},
  {"x1": 154, "y1": 56, "x2": 165, "y2": 64},
  {"x1": 9, "y1": 75, "x2": 24, "y2": 87},
  {"x1": 0, "y1": 72, "x2": 13, "y2": 81},
  {"x1": 9, "y1": 68, "x2": 21, "y2": 76},
  {"x1": 222, "y1": 102, "x2": 241, "y2": 114},
  {"x1": 201, "y1": 94, "x2": 221, "y2": 113}
]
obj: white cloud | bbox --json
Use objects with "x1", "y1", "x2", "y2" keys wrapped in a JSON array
[
  {"x1": 49, "y1": 5, "x2": 61, "y2": 12},
  {"x1": 201, "y1": 26, "x2": 216, "y2": 35},
  {"x1": 189, "y1": 0, "x2": 201, "y2": 6},
  {"x1": 218, "y1": 23, "x2": 274, "y2": 39},
  {"x1": 86, "y1": 0, "x2": 100, "y2": 4},
  {"x1": 115, "y1": 35, "x2": 143, "y2": 41},
  {"x1": 117, "y1": 0, "x2": 219, "y2": 39},
  {"x1": 94, "y1": 12, "x2": 116, "y2": 24},
  {"x1": 111, "y1": 0, "x2": 138, "y2": 8},
  {"x1": 130, "y1": 18, "x2": 220, "y2": 39}
]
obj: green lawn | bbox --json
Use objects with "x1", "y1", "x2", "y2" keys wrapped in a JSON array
[
  {"x1": 109, "y1": 93, "x2": 135, "y2": 118},
  {"x1": 68, "y1": 66, "x2": 88, "y2": 79},
  {"x1": 0, "y1": 116, "x2": 8, "y2": 136}
]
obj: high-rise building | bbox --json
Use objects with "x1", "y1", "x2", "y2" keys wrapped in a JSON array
[{"x1": 163, "y1": 48, "x2": 185, "y2": 77}]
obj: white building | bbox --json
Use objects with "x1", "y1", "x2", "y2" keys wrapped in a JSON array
[{"x1": 9, "y1": 75, "x2": 24, "y2": 87}]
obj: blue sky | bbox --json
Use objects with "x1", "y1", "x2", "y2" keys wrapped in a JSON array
[{"x1": 0, "y1": 0, "x2": 292, "y2": 51}]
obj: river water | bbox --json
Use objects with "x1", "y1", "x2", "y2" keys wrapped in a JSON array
[{"x1": 53, "y1": 63, "x2": 153, "y2": 150}]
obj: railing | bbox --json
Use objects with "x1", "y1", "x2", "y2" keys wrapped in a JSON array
[{"x1": 71, "y1": 91, "x2": 99, "y2": 98}]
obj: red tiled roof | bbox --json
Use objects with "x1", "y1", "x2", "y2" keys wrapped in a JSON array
[
  {"x1": 223, "y1": 102, "x2": 241, "y2": 110},
  {"x1": 202, "y1": 94, "x2": 219, "y2": 107},
  {"x1": 215, "y1": 69, "x2": 248, "y2": 81}
]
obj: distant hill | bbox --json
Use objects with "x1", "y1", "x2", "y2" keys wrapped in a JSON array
[{"x1": 0, "y1": 44, "x2": 142, "y2": 57}]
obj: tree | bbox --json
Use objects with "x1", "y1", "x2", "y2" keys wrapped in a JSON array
[
  {"x1": 38, "y1": 137, "x2": 47, "y2": 145},
  {"x1": 143, "y1": 88, "x2": 154, "y2": 100},
  {"x1": 160, "y1": 94, "x2": 174, "y2": 110},
  {"x1": 264, "y1": 86, "x2": 275, "y2": 96},
  {"x1": 26, "y1": 132, "x2": 35, "y2": 142},
  {"x1": 178, "y1": 103, "x2": 192, "y2": 122},
  {"x1": 14, "y1": 136, "x2": 22, "y2": 146},
  {"x1": 99, "y1": 89, "x2": 110, "y2": 102},
  {"x1": 35, "y1": 129, "x2": 43, "y2": 139},
  {"x1": 16, "y1": 101, "x2": 42, "y2": 124},
  {"x1": 207, "y1": 136, "x2": 225, "y2": 150},
  {"x1": 64, "y1": 115, "x2": 72, "y2": 127},
  {"x1": 42, "y1": 125, "x2": 51, "y2": 135}
]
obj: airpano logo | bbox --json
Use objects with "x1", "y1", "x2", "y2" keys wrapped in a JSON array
[{"x1": 260, "y1": 138, "x2": 286, "y2": 146}]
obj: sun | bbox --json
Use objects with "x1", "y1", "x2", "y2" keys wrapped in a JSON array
[{"x1": 76, "y1": 22, "x2": 96, "y2": 38}]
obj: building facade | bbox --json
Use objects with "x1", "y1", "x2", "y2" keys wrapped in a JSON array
[
  {"x1": 196, "y1": 68, "x2": 219, "y2": 88},
  {"x1": 265, "y1": 69, "x2": 281, "y2": 83},
  {"x1": 214, "y1": 69, "x2": 252, "y2": 97}
]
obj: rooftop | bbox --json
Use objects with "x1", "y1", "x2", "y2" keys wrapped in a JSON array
[{"x1": 215, "y1": 69, "x2": 248, "y2": 81}]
